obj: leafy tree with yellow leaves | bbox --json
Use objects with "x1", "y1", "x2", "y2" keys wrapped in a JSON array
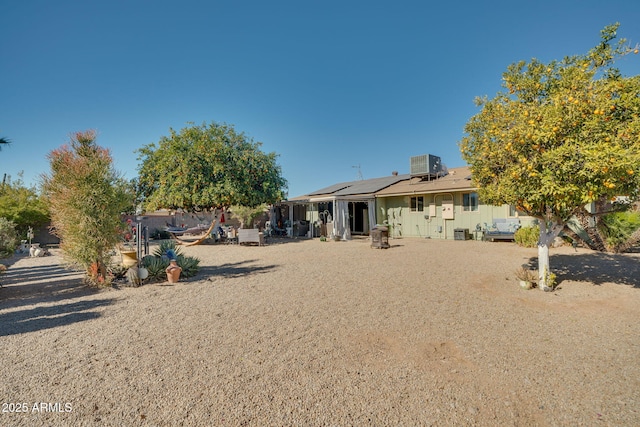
[{"x1": 460, "y1": 24, "x2": 640, "y2": 290}]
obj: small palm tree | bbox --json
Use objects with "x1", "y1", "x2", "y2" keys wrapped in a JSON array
[{"x1": 0, "y1": 137, "x2": 10, "y2": 150}]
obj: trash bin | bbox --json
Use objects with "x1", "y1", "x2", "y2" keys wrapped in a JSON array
[{"x1": 454, "y1": 228, "x2": 470, "y2": 240}]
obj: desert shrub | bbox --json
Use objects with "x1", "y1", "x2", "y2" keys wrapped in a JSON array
[
  {"x1": 108, "y1": 263, "x2": 129, "y2": 280},
  {"x1": 599, "y1": 211, "x2": 640, "y2": 251},
  {"x1": 0, "y1": 217, "x2": 18, "y2": 258},
  {"x1": 41, "y1": 131, "x2": 133, "y2": 286},
  {"x1": 514, "y1": 225, "x2": 539, "y2": 248}
]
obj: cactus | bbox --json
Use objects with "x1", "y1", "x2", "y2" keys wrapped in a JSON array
[{"x1": 126, "y1": 267, "x2": 143, "y2": 287}]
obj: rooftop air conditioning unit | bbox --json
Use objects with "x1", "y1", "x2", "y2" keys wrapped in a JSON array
[{"x1": 410, "y1": 154, "x2": 442, "y2": 177}]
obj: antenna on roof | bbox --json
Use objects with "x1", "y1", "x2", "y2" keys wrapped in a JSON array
[{"x1": 352, "y1": 164, "x2": 363, "y2": 180}]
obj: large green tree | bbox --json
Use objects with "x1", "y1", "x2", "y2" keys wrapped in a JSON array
[
  {"x1": 42, "y1": 130, "x2": 133, "y2": 285},
  {"x1": 460, "y1": 24, "x2": 640, "y2": 290},
  {"x1": 136, "y1": 122, "x2": 287, "y2": 211},
  {"x1": 0, "y1": 173, "x2": 49, "y2": 238}
]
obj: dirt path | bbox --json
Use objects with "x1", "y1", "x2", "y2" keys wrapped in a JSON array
[{"x1": 1, "y1": 239, "x2": 639, "y2": 426}]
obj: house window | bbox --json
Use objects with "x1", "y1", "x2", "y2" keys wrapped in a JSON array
[
  {"x1": 410, "y1": 196, "x2": 424, "y2": 212},
  {"x1": 463, "y1": 192, "x2": 478, "y2": 212}
]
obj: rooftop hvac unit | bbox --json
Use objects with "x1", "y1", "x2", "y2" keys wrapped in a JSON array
[{"x1": 410, "y1": 154, "x2": 442, "y2": 177}]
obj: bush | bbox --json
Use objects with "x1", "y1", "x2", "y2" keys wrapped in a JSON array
[
  {"x1": 0, "y1": 217, "x2": 18, "y2": 258},
  {"x1": 229, "y1": 204, "x2": 267, "y2": 229},
  {"x1": 600, "y1": 210, "x2": 640, "y2": 250},
  {"x1": 108, "y1": 263, "x2": 129, "y2": 280},
  {"x1": 0, "y1": 175, "x2": 50, "y2": 239},
  {"x1": 41, "y1": 131, "x2": 133, "y2": 286},
  {"x1": 514, "y1": 225, "x2": 539, "y2": 248}
]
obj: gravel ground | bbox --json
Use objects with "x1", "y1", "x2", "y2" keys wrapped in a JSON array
[{"x1": 1, "y1": 237, "x2": 639, "y2": 426}]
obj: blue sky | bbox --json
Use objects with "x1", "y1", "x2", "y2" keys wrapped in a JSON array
[{"x1": 2, "y1": 0, "x2": 639, "y2": 198}]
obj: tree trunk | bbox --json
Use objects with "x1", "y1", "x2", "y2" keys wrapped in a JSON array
[
  {"x1": 561, "y1": 227, "x2": 581, "y2": 247},
  {"x1": 574, "y1": 208, "x2": 607, "y2": 252},
  {"x1": 88, "y1": 260, "x2": 108, "y2": 285},
  {"x1": 537, "y1": 219, "x2": 563, "y2": 291}
]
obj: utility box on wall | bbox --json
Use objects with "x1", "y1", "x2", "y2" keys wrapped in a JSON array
[{"x1": 442, "y1": 201, "x2": 454, "y2": 219}]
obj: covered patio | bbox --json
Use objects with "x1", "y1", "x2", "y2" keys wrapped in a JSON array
[{"x1": 284, "y1": 173, "x2": 409, "y2": 240}]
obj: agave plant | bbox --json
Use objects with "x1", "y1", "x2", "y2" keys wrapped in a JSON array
[
  {"x1": 142, "y1": 255, "x2": 169, "y2": 281},
  {"x1": 141, "y1": 241, "x2": 201, "y2": 283},
  {"x1": 153, "y1": 240, "x2": 183, "y2": 259},
  {"x1": 177, "y1": 254, "x2": 200, "y2": 278}
]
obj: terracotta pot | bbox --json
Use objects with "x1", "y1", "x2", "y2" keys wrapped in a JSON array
[{"x1": 166, "y1": 261, "x2": 182, "y2": 283}]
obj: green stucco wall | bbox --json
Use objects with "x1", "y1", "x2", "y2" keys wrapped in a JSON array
[{"x1": 376, "y1": 193, "x2": 535, "y2": 240}]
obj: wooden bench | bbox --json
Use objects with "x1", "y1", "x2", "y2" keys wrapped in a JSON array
[{"x1": 237, "y1": 228, "x2": 265, "y2": 246}]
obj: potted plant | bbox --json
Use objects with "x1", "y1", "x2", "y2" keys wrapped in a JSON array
[
  {"x1": 515, "y1": 266, "x2": 537, "y2": 289},
  {"x1": 119, "y1": 218, "x2": 138, "y2": 268}
]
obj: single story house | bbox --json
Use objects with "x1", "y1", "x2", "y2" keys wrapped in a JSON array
[{"x1": 285, "y1": 154, "x2": 536, "y2": 240}]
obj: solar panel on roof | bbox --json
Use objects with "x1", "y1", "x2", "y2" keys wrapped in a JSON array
[
  {"x1": 305, "y1": 174, "x2": 410, "y2": 197},
  {"x1": 307, "y1": 183, "x2": 351, "y2": 196}
]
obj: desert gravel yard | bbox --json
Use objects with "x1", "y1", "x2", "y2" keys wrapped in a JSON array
[{"x1": 1, "y1": 237, "x2": 639, "y2": 426}]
